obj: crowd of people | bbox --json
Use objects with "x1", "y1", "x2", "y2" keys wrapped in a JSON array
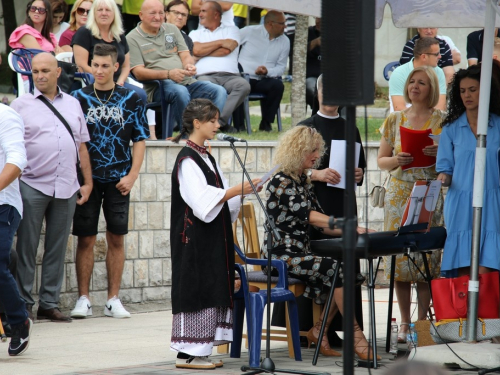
[{"x1": 0, "y1": 0, "x2": 499, "y2": 372}]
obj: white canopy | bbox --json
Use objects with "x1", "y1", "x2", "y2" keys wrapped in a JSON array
[{"x1": 233, "y1": 0, "x2": 500, "y2": 28}]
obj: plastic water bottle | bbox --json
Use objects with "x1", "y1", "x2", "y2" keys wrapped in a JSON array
[
  {"x1": 389, "y1": 318, "x2": 398, "y2": 356},
  {"x1": 406, "y1": 323, "x2": 418, "y2": 350}
]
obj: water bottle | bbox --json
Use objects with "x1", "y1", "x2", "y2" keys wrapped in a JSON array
[
  {"x1": 406, "y1": 323, "x2": 418, "y2": 350},
  {"x1": 389, "y1": 318, "x2": 398, "y2": 356}
]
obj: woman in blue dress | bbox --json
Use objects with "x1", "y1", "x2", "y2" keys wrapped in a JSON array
[{"x1": 436, "y1": 63, "x2": 500, "y2": 277}]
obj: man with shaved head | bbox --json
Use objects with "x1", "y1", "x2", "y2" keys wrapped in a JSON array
[
  {"x1": 126, "y1": 0, "x2": 227, "y2": 132},
  {"x1": 11, "y1": 52, "x2": 92, "y2": 323},
  {"x1": 238, "y1": 10, "x2": 290, "y2": 131}
]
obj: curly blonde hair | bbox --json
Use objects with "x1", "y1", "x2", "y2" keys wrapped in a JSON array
[{"x1": 273, "y1": 126, "x2": 325, "y2": 182}]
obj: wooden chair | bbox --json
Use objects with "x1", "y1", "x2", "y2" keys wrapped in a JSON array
[{"x1": 219, "y1": 202, "x2": 321, "y2": 358}]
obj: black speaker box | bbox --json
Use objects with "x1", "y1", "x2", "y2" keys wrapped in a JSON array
[{"x1": 321, "y1": 0, "x2": 375, "y2": 106}]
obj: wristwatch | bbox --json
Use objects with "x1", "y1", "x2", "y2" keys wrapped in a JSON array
[{"x1": 306, "y1": 169, "x2": 313, "y2": 178}]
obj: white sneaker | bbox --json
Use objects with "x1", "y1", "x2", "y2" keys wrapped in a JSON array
[
  {"x1": 104, "y1": 296, "x2": 131, "y2": 318},
  {"x1": 175, "y1": 356, "x2": 216, "y2": 369},
  {"x1": 70, "y1": 296, "x2": 92, "y2": 318}
]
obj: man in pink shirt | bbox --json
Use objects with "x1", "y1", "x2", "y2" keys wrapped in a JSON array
[{"x1": 11, "y1": 53, "x2": 92, "y2": 322}]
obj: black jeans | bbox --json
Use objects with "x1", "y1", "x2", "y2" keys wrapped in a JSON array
[{"x1": 249, "y1": 78, "x2": 285, "y2": 124}]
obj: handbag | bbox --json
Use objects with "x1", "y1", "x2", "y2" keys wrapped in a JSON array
[
  {"x1": 431, "y1": 271, "x2": 500, "y2": 321},
  {"x1": 36, "y1": 95, "x2": 85, "y2": 186},
  {"x1": 430, "y1": 318, "x2": 500, "y2": 343},
  {"x1": 57, "y1": 60, "x2": 77, "y2": 94},
  {"x1": 369, "y1": 174, "x2": 389, "y2": 208}
]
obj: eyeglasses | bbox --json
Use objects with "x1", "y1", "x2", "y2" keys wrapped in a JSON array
[
  {"x1": 76, "y1": 7, "x2": 90, "y2": 16},
  {"x1": 168, "y1": 9, "x2": 188, "y2": 18},
  {"x1": 30, "y1": 6, "x2": 47, "y2": 14},
  {"x1": 423, "y1": 52, "x2": 441, "y2": 57},
  {"x1": 272, "y1": 20, "x2": 286, "y2": 26}
]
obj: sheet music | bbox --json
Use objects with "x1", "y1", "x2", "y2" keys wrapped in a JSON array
[
  {"x1": 402, "y1": 180, "x2": 442, "y2": 226},
  {"x1": 256, "y1": 164, "x2": 280, "y2": 189},
  {"x1": 328, "y1": 140, "x2": 361, "y2": 190}
]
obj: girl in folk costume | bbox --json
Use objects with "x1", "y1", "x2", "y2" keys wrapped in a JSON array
[{"x1": 170, "y1": 99, "x2": 262, "y2": 370}]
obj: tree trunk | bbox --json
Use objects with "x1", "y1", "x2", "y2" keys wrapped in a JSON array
[
  {"x1": 290, "y1": 15, "x2": 308, "y2": 126},
  {"x1": 3, "y1": 0, "x2": 17, "y2": 52}
]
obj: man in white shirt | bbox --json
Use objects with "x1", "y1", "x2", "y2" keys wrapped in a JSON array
[
  {"x1": 190, "y1": 1, "x2": 250, "y2": 133},
  {"x1": 238, "y1": 11, "x2": 290, "y2": 132},
  {"x1": 0, "y1": 103, "x2": 32, "y2": 356},
  {"x1": 191, "y1": 0, "x2": 235, "y2": 28}
]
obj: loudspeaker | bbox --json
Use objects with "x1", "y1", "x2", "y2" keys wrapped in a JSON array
[{"x1": 321, "y1": 0, "x2": 375, "y2": 106}]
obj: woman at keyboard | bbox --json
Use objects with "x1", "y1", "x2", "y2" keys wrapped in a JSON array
[{"x1": 263, "y1": 125, "x2": 378, "y2": 360}]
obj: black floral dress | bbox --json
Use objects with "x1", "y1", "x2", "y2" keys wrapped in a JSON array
[{"x1": 262, "y1": 172, "x2": 341, "y2": 301}]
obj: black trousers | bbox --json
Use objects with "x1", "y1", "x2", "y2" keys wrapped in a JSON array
[
  {"x1": 250, "y1": 78, "x2": 284, "y2": 124},
  {"x1": 0, "y1": 248, "x2": 18, "y2": 314}
]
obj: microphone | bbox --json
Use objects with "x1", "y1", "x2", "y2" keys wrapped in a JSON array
[{"x1": 216, "y1": 133, "x2": 247, "y2": 143}]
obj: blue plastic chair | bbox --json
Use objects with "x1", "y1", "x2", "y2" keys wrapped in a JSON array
[
  {"x1": 232, "y1": 244, "x2": 302, "y2": 368},
  {"x1": 9, "y1": 48, "x2": 93, "y2": 95},
  {"x1": 383, "y1": 61, "x2": 400, "y2": 81},
  {"x1": 129, "y1": 72, "x2": 174, "y2": 139}
]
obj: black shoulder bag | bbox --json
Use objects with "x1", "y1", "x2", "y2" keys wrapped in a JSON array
[{"x1": 37, "y1": 95, "x2": 85, "y2": 186}]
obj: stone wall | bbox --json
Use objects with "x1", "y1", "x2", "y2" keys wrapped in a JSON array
[{"x1": 29, "y1": 141, "x2": 385, "y2": 309}]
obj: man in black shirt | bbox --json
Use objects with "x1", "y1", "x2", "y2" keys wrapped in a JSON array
[
  {"x1": 467, "y1": 28, "x2": 500, "y2": 66},
  {"x1": 71, "y1": 44, "x2": 149, "y2": 320},
  {"x1": 298, "y1": 73, "x2": 367, "y2": 346}
]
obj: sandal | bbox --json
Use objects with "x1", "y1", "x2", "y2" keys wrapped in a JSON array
[{"x1": 398, "y1": 322, "x2": 409, "y2": 343}]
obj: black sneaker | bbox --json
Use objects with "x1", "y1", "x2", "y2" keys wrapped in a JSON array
[{"x1": 8, "y1": 318, "x2": 32, "y2": 356}]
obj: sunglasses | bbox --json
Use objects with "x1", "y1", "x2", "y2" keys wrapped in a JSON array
[
  {"x1": 423, "y1": 52, "x2": 441, "y2": 57},
  {"x1": 30, "y1": 6, "x2": 47, "y2": 14},
  {"x1": 76, "y1": 7, "x2": 90, "y2": 16}
]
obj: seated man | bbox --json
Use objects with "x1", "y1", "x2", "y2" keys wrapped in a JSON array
[
  {"x1": 399, "y1": 28, "x2": 455, "y2": 83},
  {"x1": 467, "y1": 28, "x2": 500, "y2": 66},
  {"x1": 238, "y1": 10, "x2": 290, "y2": 132},
  {"x1": 306, "y1": 17, "x2": 321, "y2": 114},
  {"x1": 190, "y1": 1, "x2": 250, "y2": 133},
  {"x1": 390, "y1": 37, "x2": 447, "y2": 113},
  {"x1": 126, "y1": 0, "x2": 227, "y2": 131}
]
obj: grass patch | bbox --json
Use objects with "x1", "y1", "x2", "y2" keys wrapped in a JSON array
[{"x1": 172, "y1": 115, "x2": 383, "y2": 142}]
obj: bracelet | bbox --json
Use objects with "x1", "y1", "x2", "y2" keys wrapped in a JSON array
[{"x1": 167, "y1": 70, "x2": 170, "y2": 79}]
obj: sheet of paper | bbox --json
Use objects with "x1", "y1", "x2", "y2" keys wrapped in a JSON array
[
  {"x1": 424, "y1": 180, "x2": 441, "y2": 212},
  {"x1": 403, "y1": 184, "x2": 429, "y2": 226},
  {"x1": 327, "y1": 140, "x2": 361, "y2": 190},
  {"x1": 429, "y1": 134, "x2": 440, "y2": 145},
  {"x1": 256, "y1": 164, "x2": 280, "y2": 189}
]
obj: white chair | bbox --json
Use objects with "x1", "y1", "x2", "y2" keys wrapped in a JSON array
[{"x1": 55, "y1": 51, "x2": 73, "y2": 63}]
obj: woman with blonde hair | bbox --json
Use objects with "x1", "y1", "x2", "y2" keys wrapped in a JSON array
[
  {"x1": 263, "y1": 125, "x2": 379, "y2": 360},
  {"x1": 72, "y1": 0, "x2": 128, "y2": 85},
  {"x1": 72, "y1": 0, "x2": 157, "y2": 138},
  {"x1": 377, "y1": 65, "x2": 445, "y2": 342},
  {"x1": 59, "y1": 0, "x2": 93, "y2": 52}
]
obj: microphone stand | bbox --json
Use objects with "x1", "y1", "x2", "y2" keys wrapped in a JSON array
[{"x1": 226, "y1": 141, "x2": 330, "y2": 375}]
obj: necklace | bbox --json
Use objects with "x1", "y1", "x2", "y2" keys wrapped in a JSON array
[{"x1": 93, "y1": 84, "x2": 115, "y2": 106}]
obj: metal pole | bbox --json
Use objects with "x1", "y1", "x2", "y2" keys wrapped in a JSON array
[
  {"x1": 343, "y1": 106, "x2": 357, "y2": 375},
  {"x1": 466, "y1": 0, "x2": 496, "y2": 342}
]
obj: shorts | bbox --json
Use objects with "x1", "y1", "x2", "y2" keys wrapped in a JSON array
[{"x1": 73, "y1": 180, "x2": 130, "y2": 236}]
